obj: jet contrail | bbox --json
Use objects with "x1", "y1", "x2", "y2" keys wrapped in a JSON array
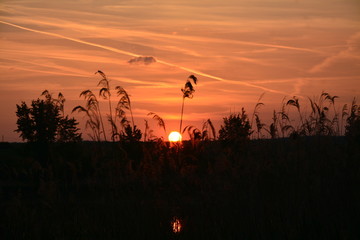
[
  {"x1": 0, "y1": 20, "x2": 288, "y2": 95},
  {"x1": 0, "y1": 20, "x2": 140, "y2": 58},
  {"x1": 156, "y1": 59, "x2": 287, "y2": 95}
]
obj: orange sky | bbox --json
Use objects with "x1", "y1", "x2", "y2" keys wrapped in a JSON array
[{"x1": 1, "y1": 0, "x2": 359, "y2": 141}]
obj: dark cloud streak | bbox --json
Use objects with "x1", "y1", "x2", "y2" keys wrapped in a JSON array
[{"x1": 128, "y1": 56, "x2": 157, "y2": 65}]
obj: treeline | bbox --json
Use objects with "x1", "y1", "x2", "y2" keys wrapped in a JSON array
[
  {"x1": 14, "y1": 71, "x2": 360, "y2": 143},
  {"x1": 3, "y1": 71, "x2": 359, "y2": 239}
]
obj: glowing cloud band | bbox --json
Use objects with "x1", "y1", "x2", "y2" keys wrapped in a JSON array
[{"x1": 1, "y1": 20, "x2": 288, "y2": 95}]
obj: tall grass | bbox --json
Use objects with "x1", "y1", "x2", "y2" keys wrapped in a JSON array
[
  {"x1": 72, "y1": 71, "x2": 139, "y2": 142},
  {"x1": 73, "y1": 74, "x2": 358, "y2": 141},
  {"x1": 179, "y1": 75, "x2": 198, "y2": 133},
  {"x1": 97, "y1": 70, "x2": 116, "y2": 141},
  {"x1": 5, "y1": 81, "x2": 360, "y2": 238},
  {"x1": 146, "y1": 112, "x2": 167, "y2": 141},
  {"x1": 278, "y1": 92, "x2": 344, "y2": 138},
  {"x1": 70, "y1": 71, "x2": 358, "y2": 141},
  {"x1": 72, "y1": 90, "x2": 105, "y2": 141},
  {"x1": 6, "y1": 68, "x2": 360, "y2": 238},
  {"x1": 250, "y1": 93, "x2": 265, "y2": 139}
]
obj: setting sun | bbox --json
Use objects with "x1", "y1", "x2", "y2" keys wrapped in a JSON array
[{"x1": 168, "y1": 131, "x2": 182, "y2": 142}]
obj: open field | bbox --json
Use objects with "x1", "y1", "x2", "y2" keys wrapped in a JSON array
[{"x1": 1, "y1": 137, "x2": 359, "y2": 239}]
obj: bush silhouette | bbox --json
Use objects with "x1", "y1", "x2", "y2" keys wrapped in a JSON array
[
  {"x1": 219, "y1": 108, "x2": 252, "y2": 141},
  {"x1": 15, "y1": 91, "x2": 82, "y2": 143},
  {"x1": 120, "y1": 124, "x2": 142, "y2": 142},
  {"x1": 345, "y1": 98, "x2": 360, "y2": 142}
]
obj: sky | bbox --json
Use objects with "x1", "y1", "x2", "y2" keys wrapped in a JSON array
[{"x1": 0, "y1": 0, "x2": 359, "y2": 141}]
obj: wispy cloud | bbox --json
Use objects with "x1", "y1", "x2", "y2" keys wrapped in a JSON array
[
  {"x1": 0, "y1": 21, "x2": 140, "y2": 57},
  {"x1": 155, "y1": 59, "x2": 289, "y2": 95},
  {"x1": 0, "y1": 20, "x2": 287, "y2": 95},
  {"x1": 0, "y1": 64, "x2": 86, "y2": 79},
  {"x1": 2, "y1": 0, "x2": 360, "y2": 142},
  {"x1": 309, "y1": 32, "x2": 360, "y2": 73},
  {"x1": 162, "y1": 45, "x2": 202, "y2": 57}
]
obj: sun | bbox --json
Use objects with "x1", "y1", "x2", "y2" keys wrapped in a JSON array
[{"x1": 168, "y1": 131, "x2": 182, "y2": 142}]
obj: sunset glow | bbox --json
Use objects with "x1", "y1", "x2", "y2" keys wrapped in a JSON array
[
  {"x1": 1, "y1": 1, "x2": 359, "y2": 236},
  {"x1": 0, "y1": 0, "x2": 359, "y2": 141}
]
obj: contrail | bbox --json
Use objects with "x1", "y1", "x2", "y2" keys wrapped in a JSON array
[
  {"x1": 0, "y1": 20, "x2": 140, "y2": 58},
  {"x1": 159, "y1": 34, "x2": 324, "y2": 54},
  {"x1": 0, "y1": 20, "x2": 288, "y2": 95},
  {"x1": 156, "y1": 60, "x2": 287, "y2": 95},
  {"x1": 231, "y1": 40, "x2": 324, "y2": 54}
]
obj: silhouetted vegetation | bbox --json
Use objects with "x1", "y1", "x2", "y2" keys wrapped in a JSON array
[
  {"x1": 72, "y1": 70, "x2": 141, "y2": 142},
  {"x1": 181, "y1": 119, "x2": 217, "y2": 144},
  {"x1": 180, "y1": 75, "x2": 198, "y2": 133},
  {"x1": 15, "y1": 90, "x2": 82, "y2": 143},
  {"x1": 6, "y1": 73, "x2": 360, "y2": 239},
  {"x1": 345, "y1": 98, "x2": 360, "y2": 142},
  {"x1": 119, "y1": 124, "x2": 142, "y2": 142},
  {"x1": 1, "y1": 137, "x2": 359, "y2": 239},
  {"x1": 219, "y1": 108, "x2": 252, "y2": 142},
  {"x1": 146, "y1": 112, "x2": 167, "y2": 141}
]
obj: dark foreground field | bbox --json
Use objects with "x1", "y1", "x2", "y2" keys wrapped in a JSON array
[{"x1": 1, "y1": 137, "x2": 359, "y2": 239}]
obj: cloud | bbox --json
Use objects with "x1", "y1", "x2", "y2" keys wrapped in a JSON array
[
  {"x1": 309, "y1": 32, "x2": 360, "y2": 73},
  {"x1": 0, "y1": 20, "x2": 287, "y2": 94},
  {"x1": 128, "y1": 56, "x2": 157, "y2": 65},
  {"x1": 0, "y1": 20, "x2": 140, "y2": 57}
]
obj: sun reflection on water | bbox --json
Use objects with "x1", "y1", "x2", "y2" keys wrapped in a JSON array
[{"x1": 171, "y1": 217, "x2": 182, "y2": 233}]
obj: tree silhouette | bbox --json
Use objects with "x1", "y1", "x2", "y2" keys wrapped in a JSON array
[
  {"x1": 15, "y1": 91, "x2": 82, "y2": 143},
  {"x1": 179, "y1": 75, "x2": 198, "y2": 133}
]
